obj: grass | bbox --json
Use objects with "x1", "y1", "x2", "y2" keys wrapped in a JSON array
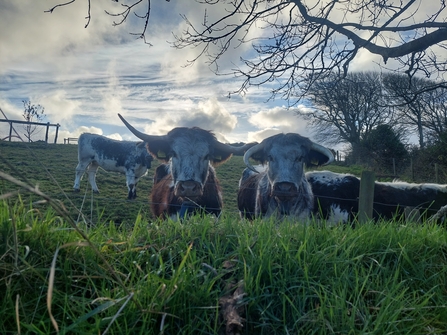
[{"x1": 1, "y1": 141, "x2": 447, "y2": 334}]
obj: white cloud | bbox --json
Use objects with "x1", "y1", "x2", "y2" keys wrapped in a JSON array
[
  {"x1": 133, "y1": 97, "x2": 238, "y2": 139},
  {"x1": 37, "y1": 90, "x2": 82, "y2": 124},
  {"x1": 247, "y1": 105, "x2": 311, "y2": 142},
  {"x1": 100, "y1": 61, "x2": 130, "y2": 118},
  {"x1": 0, "y1": 99, "x2": 23, "y2": 120},
  {"x1": 105, "y1": 133, "x2": 123, "y2": 141}
]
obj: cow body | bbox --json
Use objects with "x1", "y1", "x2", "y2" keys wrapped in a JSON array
[
  {"x1": 237, "y1": 133, "x2": 334, "y2": 220},
  {"x1": 307, "y1": 170, "x2": 447, "y2": 223},
  {"x1": 73, "y1": 133, "x2": 152, "y2": 199},
  {"x1": 151, "y1": 164, "x2": 224, "y2": 218},
  {"x1": 118, "y1": 114, "x2": 256, "y2": 219}
]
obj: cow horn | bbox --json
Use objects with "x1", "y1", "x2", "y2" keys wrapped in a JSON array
[
  {"x1": 243, "y1": 142, "x2": 265, "y2": 173},
  {"x1": 212, "y1": 140, "x2": 258, "y2": 156},
  {"x1": 118, "y1": 114, "x2": 166, "y2": 142},
  {"x1": 230, "y1": 141, "x2": 258, "y2": 156},
  {"x1": 310, "y1": 142, "x2": 335, "y2": 165}
]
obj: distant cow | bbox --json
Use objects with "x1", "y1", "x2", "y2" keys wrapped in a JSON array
[
  {"x1": 73, "y1": 133, "x2": 152, "y2": 199},
  {"x1": 307, "y1": 170, "x2": 447, "y2": 223},
  {"x1": 237, "y1": 133, "x2": 334, "y2": 220},
  {"x1": 118, "y1": 113, "x2": 256, "y2": 219}
]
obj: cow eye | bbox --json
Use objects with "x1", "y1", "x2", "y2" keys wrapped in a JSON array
[
  {"x1": 267, "y1": 155, "x2": 273, "y2": 162},
  {"x1": 204, "y1": 154, "x2": 210, "y2": 160}
]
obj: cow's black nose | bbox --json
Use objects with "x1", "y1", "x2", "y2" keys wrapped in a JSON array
[
  {"x1": 273, "y1": 182, "x2": 298, "y2": 198},
  {"x1": 175, "y1": 180, "x2": 203, "y2": 198}
]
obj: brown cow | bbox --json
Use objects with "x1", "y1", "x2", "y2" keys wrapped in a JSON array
[{"x1": 118, "y1": 113, "x2": 256, "y2": 219}]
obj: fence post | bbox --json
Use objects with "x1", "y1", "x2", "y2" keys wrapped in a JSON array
[
  {"x1": 435, "y1": 163, "x2": 439, "y2": 183},
  {"x1": 410, "y1": 158, "x2": 414, "y2": 181},
  {"x1": 8, "y1": 122, "x2": 12, "y2": 142},
  {"x1": 45, "y1": 122, "x2": 50, "y2": 143},
  {"x1": 358, "y1": 170, "x2": 375, "y2": 223},
  {"x1": 54, "y1": 124, "x2": 60, "y2": 144}
]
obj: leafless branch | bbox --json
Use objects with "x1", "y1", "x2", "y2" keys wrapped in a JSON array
[
  {"x1": 45, "y1": 0, "x2": 447, "y2": 104},
  {"x1": 45, "y1": 0, "x2": 76, "y2": 14}
]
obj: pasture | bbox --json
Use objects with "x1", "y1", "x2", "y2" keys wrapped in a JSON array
[{"x1": 1, "y1": 141, "x2": 447, "y2": 334}]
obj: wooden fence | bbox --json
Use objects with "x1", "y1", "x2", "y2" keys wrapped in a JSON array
[{"x1": 0, "y1": 119, "x2": 61, "y2": 144}]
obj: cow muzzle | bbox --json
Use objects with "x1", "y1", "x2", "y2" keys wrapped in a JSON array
[
  {"x1": 175, "y1": 180, "x2": 203, "y2": 199},
  {"x1": 272, "y1": 182, "x2": 298, "y2": 200}
]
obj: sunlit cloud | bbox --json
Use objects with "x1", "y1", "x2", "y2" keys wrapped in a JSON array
[
  {"x1": 37, "y1": 90, "x2": 82, "y2": 124},
  {"x1": 127, "y1": 97, "x2": 238, "y2": 141},
  {"x1": 247, "y1": 105, "x2": 312, "y2": 141}
]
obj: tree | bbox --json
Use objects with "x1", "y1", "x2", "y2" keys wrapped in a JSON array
[
  {"x1": 359, "y1": 124, "x2": 408, "y2": 174},
  {"x1": 297, "y1": 72, "x2": 392, "y2": 152},
  {"x1": 47, "y1": 0, "x2": 447, "y2": 105},
  {"x1": 383, "y1": 74, "x2": 447, "y2": 148},
  {"x1": 22, "y1": 100, "x2": 45, "y2": 142}
]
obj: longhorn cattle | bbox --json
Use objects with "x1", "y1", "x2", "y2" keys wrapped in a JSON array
[
  {"x1": 118, "y1": 113, "x2": 256, "y2": 219},
  {"x1": 73, "y1": 133, "x2": 152, "y2": 199},
  {"x1": 307, "y1": 170, "x2": 447, "y2": 223},
  {"x1": 237, "y1": 133, "x2": 334, "y2": 220}
]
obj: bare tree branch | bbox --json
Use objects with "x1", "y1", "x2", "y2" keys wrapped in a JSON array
[{"x1": 45, "y1": 0, "x2": 447, "y2": 104}]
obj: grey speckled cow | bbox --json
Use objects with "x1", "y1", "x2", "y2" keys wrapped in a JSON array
[{"x1": 73, "y1": 133, "x2": 152, "y2": 199}]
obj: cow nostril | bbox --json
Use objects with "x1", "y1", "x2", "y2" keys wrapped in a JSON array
[
  {"x1": 275, "y1": 183, "x2": 292, "y2": 192},
  {"x1": 176, "y1": 180, "x2": 203, "y2": 197},
  {"x1": 273, "y1": 182, "x2": 298, "y2": 196}
]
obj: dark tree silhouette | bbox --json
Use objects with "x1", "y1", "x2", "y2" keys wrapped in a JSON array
[
  {"x1": 383, "y1": 74, "x2": 447, "y2": 148},
  {"x1": 297, "y1": 72, "x2": 392, "y2": 148},
  {"x1": 360, "y1": 124, "x2": 408, "y2": 173}
]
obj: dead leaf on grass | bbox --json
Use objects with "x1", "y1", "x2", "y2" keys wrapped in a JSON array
[{"x1": 219, "y1": 280, "x2": 246, "y2": 335}]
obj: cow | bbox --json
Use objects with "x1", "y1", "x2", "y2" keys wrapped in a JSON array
[
  {"x1": 307, "y1": 170, "x2": 447, "y2": 223},
  {"x1": 73, "y1": 133, "x2": 153, "y2": 199},
  {"x1": 237, "y1": 133, "x2": 334, "y2": 220},
  {"x1": 117, "y1": 113, "x2": 256, "y2": 219}
]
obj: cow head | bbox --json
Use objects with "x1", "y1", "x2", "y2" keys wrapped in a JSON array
[
  {"x1": 244, "y1": 133, "x2": 334, "y2": 203},
  {"x1": 118, "y1": 114, "x2": 255, "y2": 200},
  {"x1": 135, "y1": 141, "x2": 153, "y2": 169}
]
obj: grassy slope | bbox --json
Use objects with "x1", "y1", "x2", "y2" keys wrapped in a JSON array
[
  {"x1": 0, "y1": 141, "x2": 251, "y2": 223},
  {"x1": 1, "y1": 141, "x2": 447, "y2": 334}
]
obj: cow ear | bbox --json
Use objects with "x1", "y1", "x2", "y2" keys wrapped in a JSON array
[
  {"x1": 248, "y1": 150, "x2": 266, "y2": 164},
  {"x1": 307, "y1": 150, "x2": 332, "y2": 166},
  {"x1": 146, "y1": 141, "x2": 171, "y2": 162}
]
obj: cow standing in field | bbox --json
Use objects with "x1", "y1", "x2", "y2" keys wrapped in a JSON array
[
  {"x1": 307, "y1": 170, "x2": 447, "y2": 223},
  {"x1": 237, "y1": 133, "x2": 334, "y2": 220},
  {"x1": 118, "y1": 113, "x2": 256, "y2": 219},
  {"x1": 73, "y1": 133, "x2": 152, "y2": 199}
]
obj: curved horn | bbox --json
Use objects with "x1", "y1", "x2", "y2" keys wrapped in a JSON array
[
  {"x1": 118, "y1": 114, "x2": 166, "y2": 143},
  {"x1": 310, "y1": 142, "x2": 335, "y2": 165},
  {"x1": 243, "y1": 141, "x2": 266, "y2": 173},
  {"x1": 212, "y1": 140, "x2": 258, "y2": 156}
]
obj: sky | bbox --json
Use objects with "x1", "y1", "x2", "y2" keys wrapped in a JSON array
[{"x1": 0, "y1": 1, "x2": 443, "y2": 147}]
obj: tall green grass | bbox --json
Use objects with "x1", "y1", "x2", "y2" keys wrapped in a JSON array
[
  {"x1": 1, "y1": 198, "x2": 447, "y2": 334},
  {"x1": 1, "y1": 141, "x2": 447, "y2": 334}
]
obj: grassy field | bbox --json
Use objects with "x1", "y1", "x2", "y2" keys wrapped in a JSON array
[
  {"x1": 1, "y1": 141, "x2": 447, "y2": 334},
  {"x1": 0, "y1": 141, "x2": 249, "y2": 224}
]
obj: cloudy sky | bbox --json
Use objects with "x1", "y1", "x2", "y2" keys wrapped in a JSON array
[{"x1": 0, "y1": 1, "x2": 427, "y2": 146}]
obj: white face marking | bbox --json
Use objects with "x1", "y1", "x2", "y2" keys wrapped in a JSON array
[
  {"x1": 267, "y1": 143, "x2": 306, "y2": 187},
  {"x1": 170, "y1": 138, "x2": 210, "y2": 186}
]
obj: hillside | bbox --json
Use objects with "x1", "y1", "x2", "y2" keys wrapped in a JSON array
[{"x1": 0, "y1": 141, "x2": 248, "y2": 223}]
